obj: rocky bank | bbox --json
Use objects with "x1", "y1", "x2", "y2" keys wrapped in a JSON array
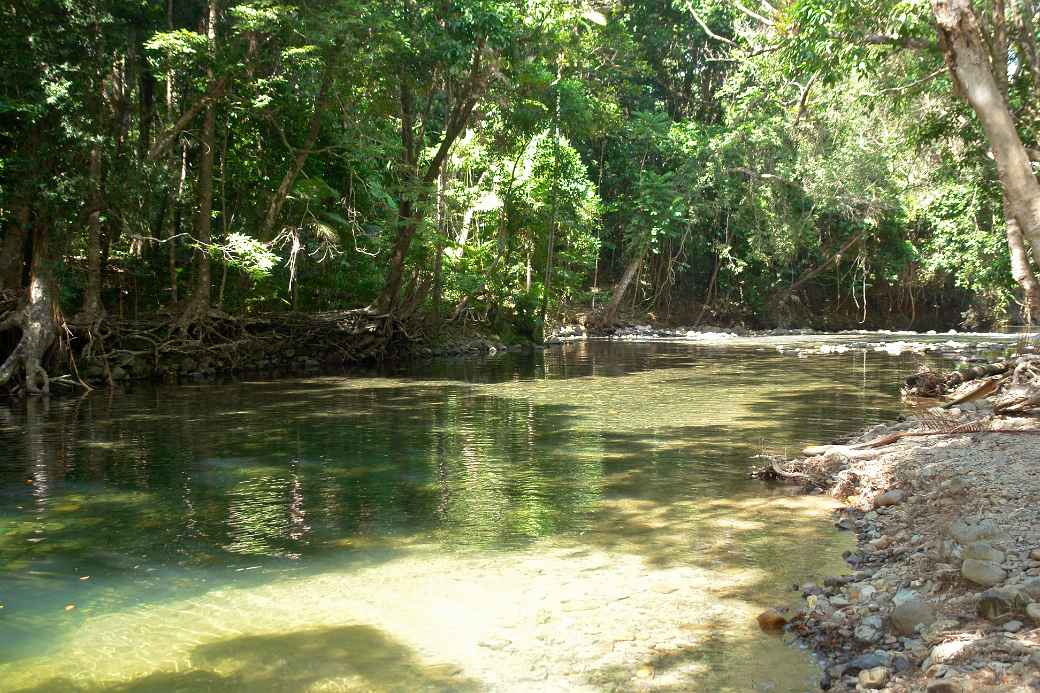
[{"x1": 769, "y1": 401, "x2": 1040, "y2": 692}]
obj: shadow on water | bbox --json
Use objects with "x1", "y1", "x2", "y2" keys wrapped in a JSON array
[{"x1": 15, "y1": 624, "x2": 480, "y2": 692}]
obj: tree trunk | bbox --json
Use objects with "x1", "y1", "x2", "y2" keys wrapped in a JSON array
[
  {"x1": 1005, "y1": 196, "x2": 1040, "y2": 323},
  {"x1": 603, "y1": 244, "x2": 647, "y2": 325},
  {"x1": 0, "y1": 207, "x2": 29, "y2": 291},
  {"x1": 180, "y1": 0, "x2": 218, "y2": 323},
  {"x1": 376, "y1": 44, "x2": 487, "y2": 314},
  {"x1": 259, "y1": 72, "x2": 331, "y2": 241},
  {"x1": 0, "y1": 225, "x2": 60, "y2": 395},
  {"x1": 78, "y1": 142, "x2": 104, "y2": 322},
  {"x1": 932, "y1": 0, "x2": 1040, "y2": 265}
]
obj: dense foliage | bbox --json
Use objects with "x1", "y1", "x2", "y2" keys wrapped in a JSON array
[{"x1": 2, "y1": 0, "x2": 1040, "y2": 388}]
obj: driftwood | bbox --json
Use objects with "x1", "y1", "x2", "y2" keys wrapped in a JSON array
[
  {"x1": 902, "y1": 355, "x2": 1040, "y2": 415},
  {"x1": 804, "y1": 426, "x2": 1040, "y2": 457}
]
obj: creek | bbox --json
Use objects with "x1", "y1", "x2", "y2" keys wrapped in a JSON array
[{"x1": 0, "y1": 340, "x2": 951, "y2": 691}]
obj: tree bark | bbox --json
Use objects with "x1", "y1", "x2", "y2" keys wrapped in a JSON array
[
  {"x1": 0, "y1": 225, "x2": 60, "y2": 395},
  {"x1": 78, "y1": 142, "x2": 104, "y2": 321},
  {"x1": 0, "y1": 207, "x2": 29, "y2": 291},
  {"x1": 603, "y1": 244, "x2": 647, "y2": 325},
  {"x1": 1005, "y1": 196, "x2": 1040, "y2": 322},
  {"x1": 932, "y1": 0, "x2": 1040, "y2": 266},
  {"x1": 180, "y1": 0, "x2": 219, "y2": 323}
]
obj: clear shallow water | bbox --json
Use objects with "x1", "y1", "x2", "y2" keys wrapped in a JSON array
[{"x1": 0, "y1": 342, "x2": 937, "y2": 691}]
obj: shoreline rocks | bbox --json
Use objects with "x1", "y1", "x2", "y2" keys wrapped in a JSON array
[{"x1": 770, "y1": 404, "x2": 1040, "y2": 691}]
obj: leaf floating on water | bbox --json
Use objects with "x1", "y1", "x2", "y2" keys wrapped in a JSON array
[{"x1": 64, "y1": 603, "x2": 76, "y2": 611}]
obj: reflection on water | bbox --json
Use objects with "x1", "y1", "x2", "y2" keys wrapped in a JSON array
[{"x1": 0, "y1": 342, "x2": 933, "y2": 691}]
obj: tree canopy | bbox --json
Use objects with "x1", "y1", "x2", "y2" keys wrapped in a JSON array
[{"x1": 2, "y1": 0, "x2": 1039, "y2": 390}]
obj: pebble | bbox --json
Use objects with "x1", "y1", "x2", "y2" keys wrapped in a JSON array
[
  {"x1": 1030, "y1": 549, "x2": 1040, "y2": 561},
  {"x1": 854, "y1": 615, "x2": 883, "y2": 643},
  {"x1": 1027, "y1": 603, "x2": 1040, "y2": 622},
  {"x1": 977, "y1": 589, "x2": 1021, "y2": 620},
  {"x1": 890, "y1": 592, "x2": 936, "y2": 635},
  {"x1": 1003, "y1": 619, "x2": 1023, "y2": 632},
  {"x1": 857, "y1": 665, "x2": 890, "y2": 689},
  {"x1": 961, "y1": 558, "x2": 1006, "y2": 587},
  {"x1": 875, "y1": 489, "x2": 905, "y2": 507},
  {"x1": 963, "y1": 541, "x2": 1004, "y2": 564},
  {"x1": 926, "y1": 680, "x2": 961, "y2": 693}
]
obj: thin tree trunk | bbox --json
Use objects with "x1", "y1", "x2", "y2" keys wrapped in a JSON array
[
  {"x1": 603, "y1": 244, "x2": 647, "y2": 325},
  {"x1": 377, "y1": 44, "x2": 487, "y2": 314},
  {"x1": 932, "y1": 0, "x2": 1040, "y2": 265},
  {"x1": 78, "y1": 143, "x2": 104, "y2": 321},
  {"x1": 180, "y1": 0, "x2": 218, "y2": 322},
  {"x1": 170, "y1": 141, "x2": 188, "y2": 303},
  {"x1": 258, "y1": 71, "x2": 332, "y2": 241}
]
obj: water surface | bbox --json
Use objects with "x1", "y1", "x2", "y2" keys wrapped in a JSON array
[{"x1": 0, "y1": 342, "x2": 933, "y2": 691}]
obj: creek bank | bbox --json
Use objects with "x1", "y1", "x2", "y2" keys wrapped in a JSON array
[
  {"x1": 758, "y1": 394, "x2": 1040, "y2": 691},
  {"x1": 4, "y1": 310, "x2": 532, "y2": 395}
]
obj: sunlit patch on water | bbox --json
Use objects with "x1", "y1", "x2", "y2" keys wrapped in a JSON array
[{"x1": 0, "y1": 341, "x2": 941, "y2": 691}]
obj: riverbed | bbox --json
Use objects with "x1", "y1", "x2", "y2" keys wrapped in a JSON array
[{"x1": 0, "y1": 340, "x2": 962, "y2": 691}]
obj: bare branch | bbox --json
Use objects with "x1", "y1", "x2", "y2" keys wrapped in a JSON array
[
  {"x1": 731, "y1": 0, "x2": 772, "y2": 26},
  {"x1": 861, "y1": 33, "x2": 935, "y2": 50},
  {"x1": 685, "y1": 1, "x2": 738, "y2": 46},
  {"x1": 147, "y1": 76, "x2": 229, "y2": 162},
  {"x1": 865, "y1": 67, "x2": 947, "y2": 95}
]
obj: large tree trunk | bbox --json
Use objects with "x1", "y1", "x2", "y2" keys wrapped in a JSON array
[
  {"x1": 602, "y1": 244, "x2": 647, "y2": 325},
  {"x1": 1005, "y1": 196, "x2": 1040, "y2": 323},
  {"x1": 180, "y1": 0, "x2": 218, "y2": 323},
  {"x1": 0, "y1": 207, "x2": 29, "y2": 291},
  {"x1": 0, "y1": 225, "x2": 60, "y2": 395},
  {"x1": 932, "y1": 0, "x2": 1040, "y2": 266}
]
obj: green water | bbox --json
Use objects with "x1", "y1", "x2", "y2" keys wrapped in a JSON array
[{"x1": 0, "y1": 341, "x2": 930, "y2": 691}]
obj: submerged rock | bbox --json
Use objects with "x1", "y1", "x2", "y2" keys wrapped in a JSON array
[{"x1": 756, "y1": 609, "x2": 787, "y2": 632}]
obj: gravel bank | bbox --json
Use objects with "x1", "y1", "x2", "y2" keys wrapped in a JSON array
[{"x1": 774, "y1": 403, "x2": 1040, "y2": 692}]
